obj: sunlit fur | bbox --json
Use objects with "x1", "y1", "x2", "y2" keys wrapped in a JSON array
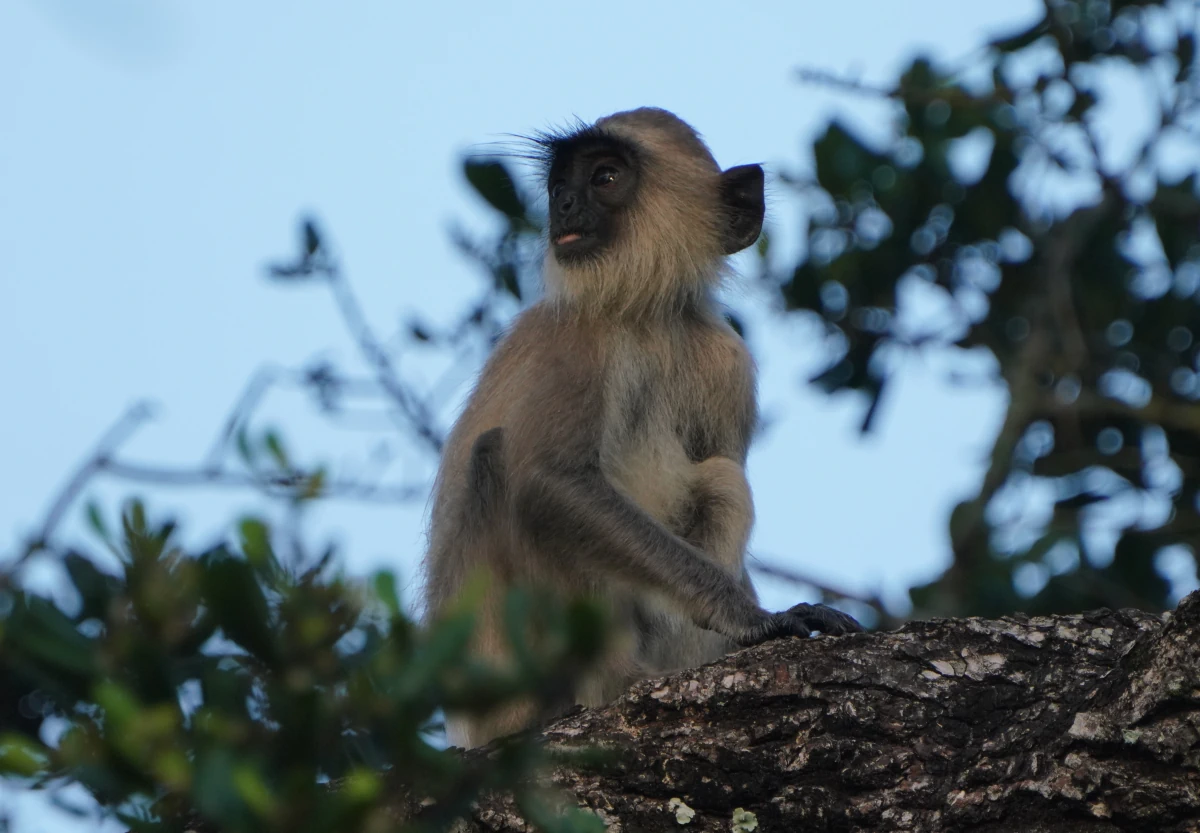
[{"x1": 539, "y1": 108, "x2": 730, "y2": 320}]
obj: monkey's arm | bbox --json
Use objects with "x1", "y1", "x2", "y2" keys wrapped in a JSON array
[
  {"x1": 513, "y1": 464, "x2": 860, "y2": 643},
  {"x1": 679, "y1": 457, "x2": 861, "y2": 639}
]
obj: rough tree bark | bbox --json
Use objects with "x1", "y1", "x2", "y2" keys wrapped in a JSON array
[{"x1": 438, "y1": 591, "x2": 1200, "y2": 833}]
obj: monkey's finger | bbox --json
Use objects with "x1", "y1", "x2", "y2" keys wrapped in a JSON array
[{"x1": 786, "y1": 602, "x2": 864, "y2": 635}]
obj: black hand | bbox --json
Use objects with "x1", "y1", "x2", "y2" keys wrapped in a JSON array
[
  {"x1": 738, "y1": 603, "x2": 863, "y2": 646},
  {"x1": 781, "y1": 602, "x2": 863, "y2": 635}
]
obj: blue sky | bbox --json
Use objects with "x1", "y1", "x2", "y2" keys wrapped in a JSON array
[{"x1": 0, "y1": 0, "x2": 1060, "y2": 829}]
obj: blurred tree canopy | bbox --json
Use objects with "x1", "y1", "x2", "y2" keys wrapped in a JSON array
[{"x1": 2, "y1": 0, "x2": 1199, "y2": 830}]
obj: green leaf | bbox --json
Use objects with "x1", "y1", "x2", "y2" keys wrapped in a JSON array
[
  {"x1": 193, "y1": 748, "x2": 246, "y2": 827},
  {"x1": 564, "y1": 599, "x2": 607, "y2": 661},
  {"x1": 120, "y1": 503, "x2": 174, "y2": 567},
  {"x1": 238, "y1": 518, "x2": 274, "y2": 571},
  {"x1": 397, "y1": 612, "x2": 476, "y2": 701},
  {"x1": 813, "y1": 121, "x2": 889, "y2": 197},
  {"x1": 0, "y1": 733, "x2": 50, "y2": 777},
  {"x1": 9, "y1": 593, "x2": 96, "y2": 677},
  {"x1": 85, "y1": 501, "x2": 110, "y2": 544},
  {"x1": 464, "y1": 160, "x2": 527, "y2": 221},
  {"x1": 339, "y1": 768, "x2": 382, "y2": 803},
  {"x1": 63, "y1": 552, "x2": 118, "y2": 621},
  {"x1": 235, "y1": 426, "x2": 256, "y2": 466},
  {"x1": 263, "y1": 430, "x2": 289, "y2": 470},
  {"x1": 200, "y1": 551, "x2": 276, "y2": 663},
  {"x1": 127, "y1": 500, "x2": 148, "y2": 538},
  {"x1": 232, "y1": 762, "x2": 280, "y2": 819},
  {"x1": 93, "y1": 680, "x2": 140, "y2": 727},
  {"x1": 299, "y1": 467, "x2": 326, "y2": 501},
  {"x1": 373, "y1": 571, "x2": 402, "y2": 617}
]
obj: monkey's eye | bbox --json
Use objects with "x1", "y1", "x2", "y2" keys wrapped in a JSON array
[
  {"x1": 550, "y1": 180, "x2": 565, "y2": 199},
  {"x1": 590, "y1": 166, "x2": 619, "y2": 187}
]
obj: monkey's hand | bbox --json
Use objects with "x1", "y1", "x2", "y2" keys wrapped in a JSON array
[{"x1": 738, "y1": 603, "x2": 863, "y2": 646}]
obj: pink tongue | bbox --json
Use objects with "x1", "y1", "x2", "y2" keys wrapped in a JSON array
[{"x1": 556, "y1": 233, "x2": 582, "y2": 244}]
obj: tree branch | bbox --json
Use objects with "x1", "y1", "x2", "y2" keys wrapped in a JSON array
[
  {"x1": 22, "y1": 402, "x2": 153, "y2": 555},
  {"x1": 99, "y1": 460, "x2": 424, "y2": 504},
  {"x1": 411, "y1": 591, "x2": 1200, "y2": 833},
  {"x1": 321, "y1": 261, "x2": 445, "y2": 454}
]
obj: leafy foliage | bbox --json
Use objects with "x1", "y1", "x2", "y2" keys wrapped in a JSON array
[
  {"x1": 778, "y1": 0, "x2": 1200, "y2": 616},
  {"x1": 1, "y1": 451, "x2": 606, "y2": 832}
]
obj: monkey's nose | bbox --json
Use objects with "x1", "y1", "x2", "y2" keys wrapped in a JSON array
[{"x1": 555, "y1": 193, "x2": 576, "y2": 216}]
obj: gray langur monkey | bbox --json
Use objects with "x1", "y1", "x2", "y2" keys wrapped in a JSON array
[{"x1": 423, "y1": 107, "x2": 862, "y2": 749}]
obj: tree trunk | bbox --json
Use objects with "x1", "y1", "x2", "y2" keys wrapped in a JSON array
[{"x1": 446, "y1": 591, "x2": 1200, "y2": 832}]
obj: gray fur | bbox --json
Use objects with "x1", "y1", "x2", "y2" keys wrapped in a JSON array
[{"x1": 422, "y1": 108, "x2": 860, "y2": 749}]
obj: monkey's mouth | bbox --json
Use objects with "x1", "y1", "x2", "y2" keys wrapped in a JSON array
[{"x1": 551, "y1": 227, "x2": 603, "y2": 263}]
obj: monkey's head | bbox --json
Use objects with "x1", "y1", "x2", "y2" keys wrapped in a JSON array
[{"x1": 534, "y1": 108, "x2": 765, "y2": 316}]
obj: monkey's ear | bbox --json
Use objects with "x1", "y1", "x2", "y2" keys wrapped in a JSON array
[{"x1": 718, "y1": 164, "x2": 765, "y2": 255}]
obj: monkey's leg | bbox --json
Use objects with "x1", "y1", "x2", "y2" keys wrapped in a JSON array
[
  {"x1": 649, "y1": 456, "x2": 756, "y2": 668},
  {"x1": 680, "y1": 456, "x2": 754, "y2": 576},
  {"x1": 465, "y1": 426, "x2": 505, "y2": 530}
]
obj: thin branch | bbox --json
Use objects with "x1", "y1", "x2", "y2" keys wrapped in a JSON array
[
  {"x1": 793, "y1": 67, "x2": 893, "y2": 99},
  {"x1": 205, "y1": 365, "x2": 287, "y2": 466},
  {"x1": 321, "y1": 261, "x2": 445, "y2": 453},
  {"x1": 25, "y1": 402, "x2": 154, "y2": 553},
  {"x1": 100, "y1": 460, "x2": 425, "y2": 504},
  {"x1": 795, "y1": 65, "x2": 1016, "y2": 106}
]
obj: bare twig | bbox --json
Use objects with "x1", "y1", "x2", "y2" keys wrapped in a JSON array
[
  {"x1": 795, "y1": 65, "x2": 1016, "y2": 107},
  {"x1": 794, "y1": 67, "x2": 893, "y2": 99},
  {"x1": 101, "y1": 460, "x2": 425, "y2": 503},
  {"x1": 204, "y1": 365, "x2": 287, "y2": 466},
  {"x1": 14, "y1": 370, "x2": 428, "y2": 570},
  {"x1": 321, "y1": 261, "x2": 445, "y2": 453},
  {"x1": 25, "y1": 402, "x2": 154, "y2": 553}
]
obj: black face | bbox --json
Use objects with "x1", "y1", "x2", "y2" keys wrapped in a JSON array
[{"x1": 546, "y1": 133, "x2": 640, "y2": 264}]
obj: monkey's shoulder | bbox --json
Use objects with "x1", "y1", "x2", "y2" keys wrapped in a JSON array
[
  {"x1": 475, "y1": 305, "x2": 603, "y2": 389},
  {"x1": 686, "y1": 314, "x2": 756, "y2": 380},
  {"x1": 660, "y1": 313, "x2": 758, "y2": 409}
]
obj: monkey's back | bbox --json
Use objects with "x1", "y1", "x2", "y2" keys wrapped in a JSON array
[{"x1": 424, "y1": 304, "x2": 603, "y2": 607}]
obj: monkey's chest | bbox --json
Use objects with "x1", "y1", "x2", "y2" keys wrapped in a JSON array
[{"x1": 602, "y1": 356, "x2": 717, "y2": 527}]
